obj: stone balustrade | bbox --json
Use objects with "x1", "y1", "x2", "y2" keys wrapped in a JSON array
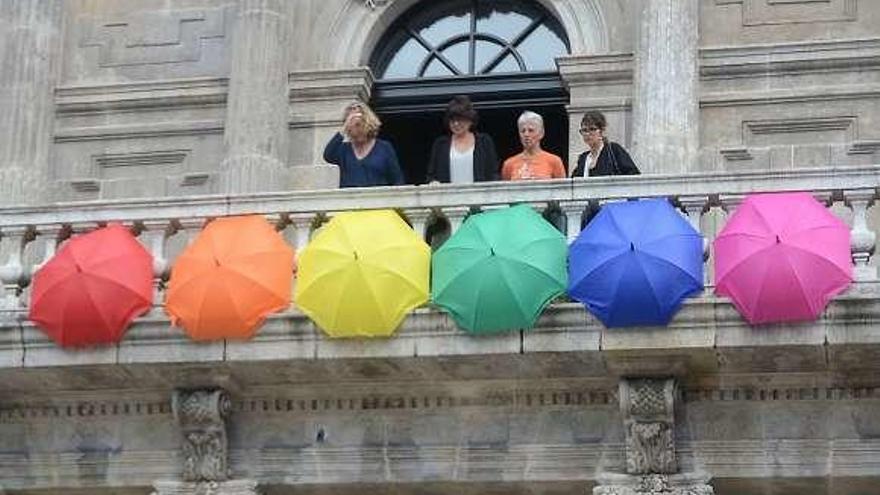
[{"x1": 0, "y1": 166, "x2": 877, "y2": 374}]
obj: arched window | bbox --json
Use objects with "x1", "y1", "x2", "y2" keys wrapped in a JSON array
[
  {"x1": 369, "y1": 0, "x2": 571, "y2": 184},
  {"x1": 373, "y1": 0, "x2": 570, "y2": 79}
]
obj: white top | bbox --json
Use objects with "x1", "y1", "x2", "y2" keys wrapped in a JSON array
[
  {"x1": 575, "y1": 141, "x2": 604, "y2": 177},
  {"x1": 449, "y1": 145, "x2": 475, "y2": 184}
]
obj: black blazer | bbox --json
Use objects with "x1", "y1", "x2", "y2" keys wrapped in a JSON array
[
  {"x1": 572, "y1": 140, "x2": 640, "y2": 178},
  {"x1": 426, "y1": 133, "x2": 500, "y2": 183}
]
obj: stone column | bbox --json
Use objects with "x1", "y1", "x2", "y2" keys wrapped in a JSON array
[
  {"x1": 0, "y1": 0, "x2": 62, "y2": 206},
  {"x1": 631, "y1": 0, "x2": 700, "y2": 174},
  {"x1": 220, "y1": 0, "x2": 290, "y2": 194},
  {"x1": 593, "y1": 378, "x2": 714, "y2": 495}
]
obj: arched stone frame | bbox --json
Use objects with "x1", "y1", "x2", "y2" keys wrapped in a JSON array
[
  {"x1": 323, "y1": 0, "x2": 610, "y2": 69},
  {"x1": 313, "y1": 0, "x2": 614, "y2": 179}
]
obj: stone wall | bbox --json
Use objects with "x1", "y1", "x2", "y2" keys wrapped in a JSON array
[{"x1": 29, "y1": 0, "x2": 877, "y2": 200}]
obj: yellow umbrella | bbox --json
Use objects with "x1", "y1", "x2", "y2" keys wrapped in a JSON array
[{"x1": 294, "y1": 209, "x2": 430, "y2": 338}]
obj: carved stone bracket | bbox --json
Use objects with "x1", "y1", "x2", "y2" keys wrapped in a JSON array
[
  {"x1": 172, "y1": 389, "x2": 232, "y2": 482},
  {"x1": 619, "y1": 378, "x2": 676, "y2": 475}
]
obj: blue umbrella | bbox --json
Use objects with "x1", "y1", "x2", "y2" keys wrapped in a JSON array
[{"x1": 568, "y1": 199, "x2": 703, "y2": 327}]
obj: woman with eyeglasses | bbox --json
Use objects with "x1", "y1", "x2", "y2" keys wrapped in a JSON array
[
  {"x1": 570, "y1": 111, "x2": 640, "y2": 177},
  {"x1": 426, "y1": 95, "x2": 500, "y2": 184},
  {"x1": 323, "y1": 102, "x2": 405, "y2": 188}
]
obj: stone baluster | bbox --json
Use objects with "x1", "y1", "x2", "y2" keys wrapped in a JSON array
[
  {"x1": 443, "y1": 206, "x2": 472, "y2": 235},
  {"x1": 717, "y1": 194, "x2": 743, "y2": 217},
  {"x1": 166, "y1": 218, "x2": 208, "y2": 273},
  {"x1": 403, "y1": 208, "x2": 432, "y2": 243},
  {"x1": 0, "y1": 0, "x2": 62, "y2": 206},
  {"x1": 846, "y1": 189, "x2": 877, "y2": 281},
  {"x1": 631, "y1": 0, "x2": 700, "y2": 174},
  {"x1": 0, "y1": 226, "x2": 33, "y2": 311},
  {"x1": 677, "y1": 196, "x2": 710, "y2": 286},
  {"x1": 559, "y1": 201, "x2": 590, "y2": 244},
  {"x1": 289, "y1": 213, "x2": 317, "y2": 252},
  {"x1": 139, "y1": 220, "x2": 175, "y2": 308},
  {"x1": 220, "y1": 0, "x2": 290, "y2": 194}
]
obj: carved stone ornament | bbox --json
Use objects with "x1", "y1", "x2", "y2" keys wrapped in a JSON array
[
  {"x1": 172, "y1": 389, "x2": 232, "y2": 482},
  {"x1": 152, "y1": 480, "x2": 260, "y2": 495},
  {"x1": 593, "y1": 474, "x2": 714, "y2": 495},
  {"x1": 619, "y1": 378, "x2": 677, "y2": 475},
  {"x1": 363, "y1": 0, "x2": 392, "y2": 9}
]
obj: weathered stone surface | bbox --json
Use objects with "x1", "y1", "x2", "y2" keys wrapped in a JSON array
[
  {"x1": 0, "y1": 0, "x2": 61, "y2": 206},
  {"x1": 153, "y1": 480, "x2": 260, "y2": 495},
  {"x1": 173, "y1": 389, "x2": 232, "y2": 482},
  {"x1": 632, "y1": 0, "x2": 699, "y2": 174},
  {"x1": 220, "y1": 0, "x2": 290, "y2": 194}
]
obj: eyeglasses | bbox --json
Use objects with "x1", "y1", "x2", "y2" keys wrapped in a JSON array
[{"x1": 579, "y1": 126, "x2": 601, "y2": 135}]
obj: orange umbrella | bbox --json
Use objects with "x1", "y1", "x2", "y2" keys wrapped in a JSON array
[{"x1": 165, "y1": 215, "x2": 295, "y2": 341}]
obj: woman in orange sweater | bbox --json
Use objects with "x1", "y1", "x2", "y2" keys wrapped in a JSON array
[{"x1": 501, "y1": 111, "x2": 566, "y2": 181}]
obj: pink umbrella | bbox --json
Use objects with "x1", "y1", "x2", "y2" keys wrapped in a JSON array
[{"x1": 714, "y1": 192, "x2": 852, "y2": 325}]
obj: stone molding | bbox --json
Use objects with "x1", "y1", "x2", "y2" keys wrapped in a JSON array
[
  {"x1": 78, "y1": 7, "x2": 227, "y2": 68},
  {"x1": 173, "y1": 389, "x2": 232, "y2": 482},
  {"x1": 5, "y1": 382, "x2": 880, "y2": 423},
  {"x1": 620, "y1": 379, "x2": 677, "y2": 475},
  {"x1": 55, "y1": 78, "x2": 228, "y2": 115},
  {"x1": 557, "y1": 53, "x2": 634, "y2": 86},
  {"x1": 701, "y1": 37, "x2": 880, "y2": 79}
]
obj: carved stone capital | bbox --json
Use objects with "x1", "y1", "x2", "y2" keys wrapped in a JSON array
[
  {"x1": 619, "y1": 378, "x2": 676, "y2": 475},
  {"x1": 152, "y1": 480, "x2": 260, "y2": 495},
  {"x1": 172, "y1": 389, "x2": 232, "y2": 482}
]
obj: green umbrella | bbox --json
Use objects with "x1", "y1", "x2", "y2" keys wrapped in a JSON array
[{"x1": 432, "y1": 204, "x2": 568, "y2": 334}]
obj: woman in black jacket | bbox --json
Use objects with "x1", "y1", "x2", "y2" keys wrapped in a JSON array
[
  {"x1": 571, "y1": 110, "x2": 640, "y2": 177},
  {"x1": 426, "y1": 95, "x2": 500, "y2": 184}
]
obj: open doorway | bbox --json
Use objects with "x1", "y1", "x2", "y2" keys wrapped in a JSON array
[{"x1": 378, "y1": 103, "x2": 569, "y2": 185}]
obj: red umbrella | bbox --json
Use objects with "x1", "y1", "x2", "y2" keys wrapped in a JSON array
[{"x1": 29, "y1": 224, "x2": 154, "y2": 347}]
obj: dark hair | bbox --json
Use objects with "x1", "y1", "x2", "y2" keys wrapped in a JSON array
[
  {"x1": 444, "y1": 95, "x2": 479, "y2": 128},
  {"x1": 580, "y1": 110, "x2": 607, "y2": 131}
]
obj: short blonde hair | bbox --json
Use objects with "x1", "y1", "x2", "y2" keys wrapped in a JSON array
[{"x1": 344, "y1": 101, "x2": 382, "y2": 139}]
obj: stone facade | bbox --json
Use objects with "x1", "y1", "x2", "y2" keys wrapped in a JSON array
[{"x1": 1, "y1": 1, "x2": 880, "y2": 494}]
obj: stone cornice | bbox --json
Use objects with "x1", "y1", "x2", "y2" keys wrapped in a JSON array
[
  {"x1": 287, "y1": 67, "x2": 374, "y2": 102},
  {"x1": 3, "y1": 287, "x2": 880, "y2": 383}
]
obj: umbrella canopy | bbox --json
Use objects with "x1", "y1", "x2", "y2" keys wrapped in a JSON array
[
  {"x1": 714, "y1": 192, "x2": 852, "y2": 325},
  {"x1": 294, "y1": 209, "x2": 430, "y2": 338},
  {"x1": 568, "y1": 199, "x2": 704, "y2": 328},
  {"x1": 165, "y1": 215, "x2": 295, "y2": 340},
  {"x1": 29, "y1": 224, "x2": 153, "y2": 347},
  {"x1": 432, "y1": 204, "x2": 567, "y2": 334}
]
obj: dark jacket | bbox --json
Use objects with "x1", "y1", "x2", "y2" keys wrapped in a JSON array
[
  {"x1": 426, "y1": 133, "x2": 500, "y2": 183},
  {"x1": 572, "y1": 140, "x2": 640, "y2": 178},
  {"x1": 323, "y1": 132, "x2": 405, "y2": 188}
]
